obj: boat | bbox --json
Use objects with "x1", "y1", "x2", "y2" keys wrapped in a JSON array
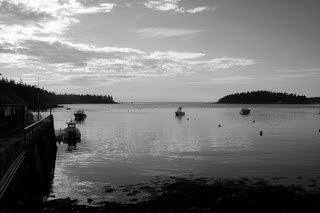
[
  {"x1": 66, "y1": 107, "x2": 71, "y2": 110},
  {"x1": 74, "y1": 109, "x2": 87, "y2": 120},
  {"x1": 175, "y1": 107, "x2": 185, "y2": 116},
  {"x1": 240, "y1": 108, "x2": 251, "y2": 115},
  {"x1": 61, "y1": 120, "x2": 81, "y2": 147}
]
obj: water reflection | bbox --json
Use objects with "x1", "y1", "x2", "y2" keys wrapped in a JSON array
[{"x1": 44, "y1": 103, "x2": 320, "y2": 203}]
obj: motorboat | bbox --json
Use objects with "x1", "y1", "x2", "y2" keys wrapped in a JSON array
[
  {"x1": 74, "y1": 109, "x2": 87, "y2": 120},
  {"x1": 175, "y1": 107, "x2": 185, "y2": 116},
  {"x1": 61, "y1": 120, "x2": 81, "y2": 148},
  {"x1": 240, "y1": 108, "x2": 251, "y2": 115}
]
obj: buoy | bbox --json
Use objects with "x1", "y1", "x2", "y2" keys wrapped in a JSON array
[
  {"x1": 260, "y1": 131, "x2": 263, "y2": 136},
  {"x1": 187, "y1": 118, "x2": 189, "y2": 120},
  {"x1": 218, "y1": 124, "x2": 221, "y2": 127},
  {"x1": 253, "y1": 120, "x2": 255, "y2": 123}
]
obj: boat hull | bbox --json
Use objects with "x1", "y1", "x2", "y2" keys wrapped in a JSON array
[
  {"x1": 240, "y1": 110, "x2": 251, "y2": 115},
  {"x1": 175, "y1": 111, "x2": 185, "y2": 116},
  {"x1": 62, "y1": 128, "x2": 81, "y2": 144},
  {"x1": 74, "y1": 113, "x2": 87, "y2": 120}
]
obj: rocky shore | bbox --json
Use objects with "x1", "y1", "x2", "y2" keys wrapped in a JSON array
[{"x1": 23, "y1": 176, "x2": 320, "y2": 213}]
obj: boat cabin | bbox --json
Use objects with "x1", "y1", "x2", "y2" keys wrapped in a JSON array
[
  {"x1": 62, "y1": 120, "x2": 81, "y2": 145},
  {"x1": 175, "y1": 107, "x2": 185, "y2": 116}
]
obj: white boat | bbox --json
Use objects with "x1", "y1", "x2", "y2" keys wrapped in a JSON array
[
  {"x1": 240, "y1": 108, "x2": 251, "y2": 115},
  {"x1": 74, "y1": 109, "x2": 87, "y2": 120},
  {"x1": 62, "y1": 120, "x2": 81, "y2": 146},
  {"x1": 175, "y1": 107, "x2": 185, "y2": 116}
]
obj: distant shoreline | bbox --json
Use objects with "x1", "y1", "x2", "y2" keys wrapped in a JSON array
[
  {"x1": 213, "y1": 102, "x2": 318, "y2": 104},
  {"x1": 38, "y1": 102, "x2": 118, "y2": 110},
  {"x1": 217, "y1": 91, "x2": 320, "y2": 104}
]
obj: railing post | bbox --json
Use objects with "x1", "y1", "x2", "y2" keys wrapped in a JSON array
[{"x1": 24, "y1": 128, "x2": 26, "y2": 148}]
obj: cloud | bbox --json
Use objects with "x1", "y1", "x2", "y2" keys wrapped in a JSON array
[
  {"x1": 0, "y1": 0, "x2": 116, "y2": 47},
  {"x1": 0, "y1": 0, "x2": 53, "y2": 24},
  {"x1": 0, "y1": 1, "x2": 255, "y2": 87},
  {"x1": 186, "y1": 7, "x2": 210, "y2": 13},
  {"x1": 279, "y1": 73, "x2": 317, "y2": 78},
  {"x1": 144, "y1": 1, "x2": 178, "y2": 11},
  {"x1": 209, "y1": 76, "x2": 254, "y2": 84},
  {"x1": 186, "y1": 57, "x2": 256, "y2": 69},
  {"x1": 146, "y1": 51, "x2": 205, "y2": 60},
  {"x1": 0, "y1": 53, "x2": 37, "y2": 64},
  {"x1": 143, "y1": 0, "x2": 213, "y2": 13},
  {"x1": 74, "y1": 3, "x2": 115, "y2": 14},
  {"x1": 275, "y1": 68, "x2": 320, "y2": 79},
  {"x1": 137, "y1": 28, "x2": 205, "y2": 38},
  {"x1": 276, "y1": 68, "x2": 320, "y2": 73},
  {"x1": 1, "y1": 36, "x2": 256, "y2": 86}
]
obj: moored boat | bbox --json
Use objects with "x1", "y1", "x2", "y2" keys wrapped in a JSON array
[
  {"x1": 62, "y1": 120, "x2": 81, "y2": 147},
  {"x1": 175, "y1": 107, "x2": 185, "y2": 116},
  {"x1": 240, "y1": 108, "x2": 251, "y2": 115},
  {"x1": 74, "y1": 109, "x2": 87, "y2": 120}
]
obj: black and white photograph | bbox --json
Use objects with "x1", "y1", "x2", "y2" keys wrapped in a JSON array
[{"x1": 0, "y1": 0, "x2": 320, "y2": 212}]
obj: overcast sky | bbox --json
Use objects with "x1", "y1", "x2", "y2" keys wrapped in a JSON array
[{"x1": 0, "y1": 0, "x2": 319, "y2": 102}]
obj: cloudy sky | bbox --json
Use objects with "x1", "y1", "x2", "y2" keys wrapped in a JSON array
[{"x1": 0, "y1": 0, "x2": 319, "y2": 102}]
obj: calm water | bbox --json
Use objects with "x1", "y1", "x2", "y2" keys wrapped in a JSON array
[{"x1": 43, "y1": 103, "x2": 320, "y2": 203}]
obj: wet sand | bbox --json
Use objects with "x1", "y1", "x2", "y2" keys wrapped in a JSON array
[{"x1": 28, "y1": 176, "x2": 320, "y2": 213}]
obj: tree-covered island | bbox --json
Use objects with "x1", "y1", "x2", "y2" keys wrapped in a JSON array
[
  {"x1": 0, "y1": 78, "x2": 116, "y2": 109},
  {"x1": 218, "y1": 91, "x2": 310, "y2": 104}
]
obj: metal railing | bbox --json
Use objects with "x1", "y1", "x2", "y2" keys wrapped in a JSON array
[
  {"x1": 0, "y1": 151, "x2": 26, "y2": 201},
  {"x1": 24, "y1": 115, "x2": 53, "y2": 147},
  {"x1": 0, "y1": 115, "x2": 55, "y2": 207}
]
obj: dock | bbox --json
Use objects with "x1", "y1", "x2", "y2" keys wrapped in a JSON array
[{"x1": 0, "y1": 114, "x2": 57, "y2": 212}]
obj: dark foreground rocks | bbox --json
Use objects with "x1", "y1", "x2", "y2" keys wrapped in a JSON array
[{"x1": 34, "y1": 177, "x2": 320, "y2": 213}]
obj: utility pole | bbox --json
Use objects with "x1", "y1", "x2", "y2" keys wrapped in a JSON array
[{"x1": 37, "y1": 77, "x2": 40, "y2": 120}]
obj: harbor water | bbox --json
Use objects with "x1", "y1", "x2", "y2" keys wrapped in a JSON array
[{"x1": 42, "y1": 103, "x2": 320, "y2": 204}]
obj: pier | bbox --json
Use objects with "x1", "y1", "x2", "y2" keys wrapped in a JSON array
[{"x1": 0, "y1": 113, "x2": 57, "y2": 212}]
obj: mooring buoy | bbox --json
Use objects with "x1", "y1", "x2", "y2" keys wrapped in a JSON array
[{"x1": 260, "y1": 131, "x2": 263, "y2": 136}]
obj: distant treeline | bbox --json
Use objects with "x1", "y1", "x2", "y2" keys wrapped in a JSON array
[
  {"x1": 0, "y1": 78, "x2": 116, "y2": 109},
  {"x1": 218, "y1": 91, "x2": 309, "y2": 104},
  {"x1": 307, "y1": 97, "x2": 320, "y2": 104}
]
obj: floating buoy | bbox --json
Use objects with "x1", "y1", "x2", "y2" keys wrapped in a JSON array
[
  {"x1": 260, "y1": 131, "x2": 263, "y2": 136},
  {"x1": 218, "y1": 124, "x2": 221, "y2": 127},
  {"x1": 253, "y1": 120, "x2": 255, "y2": 123},
  {"x1": 187, "y1": 118, "x2": 189, "y2": 120}
]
